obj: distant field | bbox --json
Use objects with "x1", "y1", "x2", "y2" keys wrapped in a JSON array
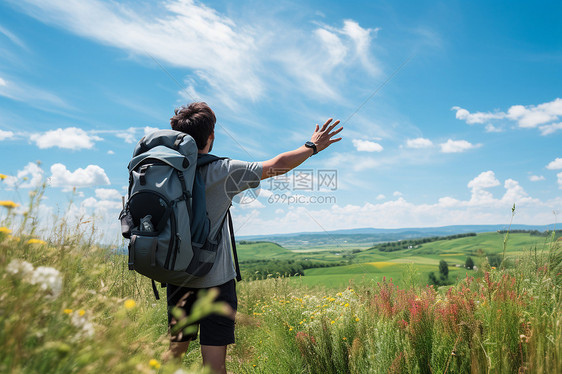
[{"x1": 238, "y1": 232, "x2": 550, "y2": 289}]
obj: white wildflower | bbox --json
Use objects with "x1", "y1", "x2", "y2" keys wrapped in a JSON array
[
  {"x1": 6, "y1": 259, "x2": 34, "y2": 278},
  {"x1": 70, "y1": 311, "x2": 95, "y2": 339},
  {"x1": 30, "y1": 266, "x2": 63, "y2": 299}
]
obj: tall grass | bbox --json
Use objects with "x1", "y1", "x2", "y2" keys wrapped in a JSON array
[{"x1": 1, "y1": 184, "x2": 560, "y2": 373}]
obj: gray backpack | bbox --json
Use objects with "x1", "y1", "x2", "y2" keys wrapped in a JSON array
[{"x1": 119, "y1": 130, "x2": 241, "y2": 298}]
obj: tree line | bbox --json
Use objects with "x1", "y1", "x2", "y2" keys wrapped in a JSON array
[{"x1": 372, "y1": 233, "x2": 477, "y2": 252}]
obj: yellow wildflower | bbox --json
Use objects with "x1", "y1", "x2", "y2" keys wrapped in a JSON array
[
  {"x1": 289, "y1": 327, "x2": 293, "y2": 331},
  {"x1": 491, "y1": 266, "x2": 496, "y2": 270},
  {"x1": 63, "y1": 309, "x2": 73, "y2": 314},
  {"x1": 0, "y1": 201, "x2": 19, "y2": 209},
  {"x1": 148, "y1": 359, "x2": 161, "y2": 369},
  {"x1": 328, "y1": 297, "x2": 336, "y2": 302},
  {"x1": 253, "y1": 364, "x2": 257, "y2": 367},
  {"x1": 124, "y1": 299, "x2": 136, "y2": 309},
  {"x1": 355, "y1": 317, "x2": 360, "y2": 322},
  {"x1": 0, "y1": 173, "x2": 7, "y2": 180},
  {"x1": 343, "y1": 337, "x2": 347, "y2": 341},
  {"x1": 344, "y1": 303, "x2": 349, "y2": 307},
  {"x1": 26, "y1": 238, "x2": 47, "y2": 245},
  {"x1": 0, "y1": 227, "x2": 12, "y2": 234},
  {"x1": 79, "y1": 309, "x2": 86, "y2": 316},
  {"x1": 331, "y1": 320, "x2": 335, "y2": 324}
]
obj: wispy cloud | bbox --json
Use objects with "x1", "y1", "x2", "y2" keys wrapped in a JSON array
[
  {"x1": 0, "y1": 25, "x2": 28, "y2": 50},
  {"x1": 0, "y1": 74, "x2": 69, "y2": 109},
  {"x1": 9, "y1": 1, "x2": 382, "y2": 108}
]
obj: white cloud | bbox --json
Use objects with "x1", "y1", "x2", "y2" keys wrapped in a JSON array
[
  {"x1": 115, "y1": 127, "x2": 137, "y2": 144},
  {"x1": 3, "y1": 162, "x2": 44, "y2": 189},
  {"x1": 376, "y1": 194, "x2": 385, "y2": 200},
  {"x1": 453, "y1": 98, "x2": 562, "y2": 135},
  {"x1": 440, "y1": 139, "x2": 481, "y2": 153},
  {"x1": 31, "y1": 127, "x2": 102, "y2": 150},
  {"x1": 452, "y1": 106, "x2": 504, "y2": 124},
  {"x1": 232, "y1": 171, "x2": 554, "y2": 236},
  {"x1": 546, "y1": 158, "x2": 562, "y2": 170},
  {"x1": 406, "y1": 137, "x2": 433, "y2": 149},
  {"x1": 82, "y1": 197, "x2": 121, "y2": 211},
  {"x1": 352, "y1": 139, "x2": 383, "y2": 152},
  {"x1": 49, "y1": 163, "x2": 110, "y2": 190},
  {"x1": 393, "y1": 191, "x2": 402, "y2": 197},
  {"x1": 529, "y1": 175, "x2": 545, "y2": 182},
  {"x1": 107, "y1": 150, "x2": 115, "y2": 155},
  {"x1": 0, "y1": 129, "x2": 14, "y2": 141},
  {"x1": 0, "y1": 77, "x2": 6, "y2": 86},
  {"x1": 325, "y1": 152, "x2": 379, "y2": 171},
  {"x1": 95, "y1": 188, "x2": 122, "y2": 201},
  {"x1": 144, "y1": 126, "x2": 160, "y2": 136},
  {"x1": 539, "y1": 122, "x2": 562, "y2": 136},
  {"x1": 12, "y1": 0, "x2": 262, "y2": 102},
  {"x1": 558, "y1": 172, "x2": 562, "y2": 189}
]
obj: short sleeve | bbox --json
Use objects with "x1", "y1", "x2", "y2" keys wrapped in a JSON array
[{"x1": 223, "y1": 159, "x2": 262, "y2": 196}]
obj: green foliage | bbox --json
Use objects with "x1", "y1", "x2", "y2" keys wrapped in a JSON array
[
  {"x1": 373, "y1": 233, "x2": 477, "y2": 253},
  {"x1": 465, "y1": 256, "x2": 474, "y2": 270}
]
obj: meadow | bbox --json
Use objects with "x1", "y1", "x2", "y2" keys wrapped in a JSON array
[{"x1": 1, "y1": 194, "x2": 561, "y2": 373}]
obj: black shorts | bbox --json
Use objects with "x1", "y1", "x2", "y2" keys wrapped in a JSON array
[{"x1": 166, "y1": 279, "x2": 237, "y2": 346}]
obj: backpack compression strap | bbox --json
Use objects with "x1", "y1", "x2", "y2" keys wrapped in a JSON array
[
  {"x1": 197, "y1": 154, "x2": 242, "y2": 281},
  {"x1": 226, "y1": 209, "x2": 242, "y2": 282}
]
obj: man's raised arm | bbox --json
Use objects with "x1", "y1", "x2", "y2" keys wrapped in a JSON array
[{"x1": 261, "y1": 118, "x2": 343, "y2": 180}]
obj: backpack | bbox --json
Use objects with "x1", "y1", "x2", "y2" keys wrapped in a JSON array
[{"x1": 119, "y1": 129, "x2": 242, "y2": 298}]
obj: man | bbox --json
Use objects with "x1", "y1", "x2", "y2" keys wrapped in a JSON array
[{"x1": 165, "y1": 102, "x2": 343, "y2": 373}]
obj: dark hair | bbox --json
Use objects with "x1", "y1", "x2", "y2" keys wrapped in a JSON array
[{"x1": 170, "y1": 102, "x2": 216, "y2": 150}]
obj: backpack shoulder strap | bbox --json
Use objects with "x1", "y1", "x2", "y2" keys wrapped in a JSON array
[
  {"x1": 226, "y1": 208, "x2": 242, "y2": 282},
  {"x1": 197, "y1": 153, "x2": 229, "y2": 168}
]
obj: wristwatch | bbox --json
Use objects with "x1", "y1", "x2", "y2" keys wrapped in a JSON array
[{"x1": 304, "y1": 141, "x2": 318, "y2": 155}]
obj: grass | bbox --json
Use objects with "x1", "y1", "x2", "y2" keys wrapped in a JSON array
[{"x1": 1, "y1": 188, "x2": 561, "y2": 373}]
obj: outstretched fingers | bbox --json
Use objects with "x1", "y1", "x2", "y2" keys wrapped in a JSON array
[
  {"x1": 329, "y1": 126, "x2": 343, "y2": 138},
  {"x1": 320, "y1": 118, "x2": 333, "y2": 132}
]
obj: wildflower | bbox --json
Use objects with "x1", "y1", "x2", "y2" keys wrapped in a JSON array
[
  {"x1": 344, "y1": 303, "x2": 349, "y2": 307},
  {"x1": 71, "y1": 310, "x2": 95, "y2": 339},
  {"x1": 0, "y1": 200, "x2": 19, "y2": 209},
  {"x1": 355, "y1": 317, "x2": 360, "y2": 322},
  {"x1": 0, "y1": 173, "x2": 7, "y2": 180},
  {"x1": 26, "y1": 238, "x2": 47, "y2": 245},
  {"x1": 149, "y1": 359, "x2": 161, "y2": 369},
  {"x1": 124, "y1": 299, "x2": 136, "y2": 309},
  {"x1": 30, "y1": 266, "x2": 63, "y2": 299},
  {"x1": 63, "y1": 309, "x2": 73, "y2": 314},
  {"x1": 7, "y1": 259, "x2": 35, "y2": 278},
  {"x1": 0, "y1": 227, "x2": 12, "y2": 234},
  {"x1": 331, "y1": 320, "x2": 335, "y2": 324},
  {"x1": 79, "y1": 309, "x2": 86, "y2": 316},
  {"x1": 289, "y1": 327, "x2": 293, "y2": 331},
  {"x1": 343, "y1": 337, "x2": 347, "y2": 341},
  {"x1": 253, "y1": 364, "x2": 257, "y2": 367},
  {"x1": 491, "y1": 266, "x2": 496, "y2": 270}
]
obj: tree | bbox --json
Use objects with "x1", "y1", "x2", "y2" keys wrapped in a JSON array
[
  {"x1": 439, "y1": 260, "x2": 449, "y2": 278},
  {"x1": 465, "y1": 256, "x2": 474, "y2": 270}
]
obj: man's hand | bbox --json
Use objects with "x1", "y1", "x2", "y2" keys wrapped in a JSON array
[
  {"x1": 261, "y1": 117, "x2": 343, "y2": 180},
  {"x1": 310, "y1": 118, "x2": 343, "y2": 153}
]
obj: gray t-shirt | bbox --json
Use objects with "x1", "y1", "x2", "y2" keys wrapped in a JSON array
[{"x1": 183, "y1": 158, "x2": 262, "y2": 288}]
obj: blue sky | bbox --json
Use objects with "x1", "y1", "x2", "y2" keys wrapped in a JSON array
[{"x1": 0, "y1": 0, "x2": 561, "y2": 240}]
